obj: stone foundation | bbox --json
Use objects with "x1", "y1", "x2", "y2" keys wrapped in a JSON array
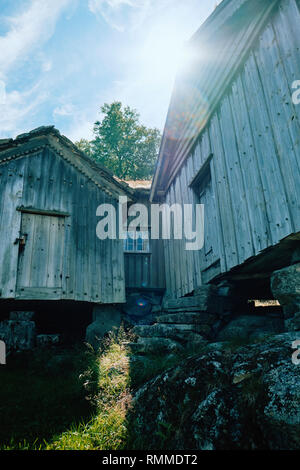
[
  {"x1": 85, "y1": 305, "x2": 121, "y2": 350},
  {"x1": 36, "y1": 334, "x2": 60, "y2": 347},
  {"x1": 129, "y1": 285, "x2": 241, "y2": 354},
  {"x1": 271, "y1": 262, "x2": 300, "y2": 330},
  {"x1": 129, "y1": 282, "x2": 286, "y2": 354},
  {"x1": 0, "y1": 311, "x2": 61, "y2": 353},
  {"x1": 0, "y1": 312, "x2": 36, "y2": 352}
]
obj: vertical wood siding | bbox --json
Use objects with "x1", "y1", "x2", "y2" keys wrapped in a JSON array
[
  {"x1": 0, "y1": 159, "x2": 25, "y2": 298},
  {"x1": 164, "y1": 0, "x2": 300, "y2": 298},
  {"x1": 0, "y1": 147, "x2": 125, "y2": 304},
  {"x1": 124, "y1": 236, "x2": 166, "y2": 289}
]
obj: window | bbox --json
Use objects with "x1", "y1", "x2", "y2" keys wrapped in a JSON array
[
  {"x1": 189, "y1": 153, "x2": 213, "y2": 197},
  {"x1": 124, "y1": 230, "x2": 150, "y2": 253},
  {"x1": 197, "y1": 164, "x2": 211, "y2": 201}
]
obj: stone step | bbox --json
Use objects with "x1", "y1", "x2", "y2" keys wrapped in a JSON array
[
  {"x1": 128, "y1": 337, "x2": 184, "y2": 354},
  {"x1": 164, "y1": 297, "x2": 208, "y2": 310},
  {"x1": 162, "y1": 307, "x2": 207, "y2": 314},
  {"x1": 133, "y1": 323, "x2": 210, "y2": 342},
  {"x1": 161, "y1": 284, "x2": 242, "y2": 316},
  {"x1": 163, "y1": 286, "x2": 217, "y2": 309},
  {"x1": 156, "y1": 312, "x2": 218, "y2": 326},
  {"x1": 151, "y1": 305, "x2": 162, "y2": 314}
]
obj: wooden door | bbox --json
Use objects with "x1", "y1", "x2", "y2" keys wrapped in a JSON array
[{"x1": 16, "y1": 213, "x2": 65, "y2": 298}]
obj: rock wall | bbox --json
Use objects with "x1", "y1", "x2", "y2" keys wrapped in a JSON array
[
  {"x1": 0, "y1": 311, "x2": 60, "y2": 353},
  {"x1": 129, "y1": 332, "x2": 300, "y2": 450},
  {"x1": 85, "y1": 305, "x2": 121, "y2": 350},
  {"x1": 271, "y1": 262, "x2": 300, "y2": 330},
  {"x1": 129, "y1": 284, "x2": 285, "y2": 354}
]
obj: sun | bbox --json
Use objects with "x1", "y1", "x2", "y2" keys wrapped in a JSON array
[{"x1": 139, "y1": 20, "x2": 196, "y2": 87}]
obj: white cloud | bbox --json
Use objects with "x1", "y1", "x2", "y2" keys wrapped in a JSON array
[
  {"x1": 0, "y1": 0, "x2": 73, "y2": 137},
  {"x1": 0, "y1": 0, "x2": 217, "y2": 142},
  {"x1": 52, "y1": 100, "x2": 95, "y2": 142},
  {"x1": 67, "y1": 117, "x2": 95, "y2": 143},
  {"x1": 94, "y1": 0, "x2": 217, "y2": 130},
  {"x1": 88, "y1": 0, "x2": 151, "y2": 32},
  {"x1": 42, "y1": 60, "x2": 53, "y2": 73},
  {"x1": 53, "y1": 103, "x2": 76, "y2": 117},
  {"x1": 0, "y1": 81, "x2": 6, "y2": 105},
  {"x1": 0, "y1": 83, "x2": 48, "y2": 137},
  {"x1": 0, "y1": 0, "x2": 73, "y2": 78}
]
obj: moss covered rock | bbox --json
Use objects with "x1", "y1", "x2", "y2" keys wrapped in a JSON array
[{"x1": 129, "y1": 332, "x2": 300, "y2": 450}]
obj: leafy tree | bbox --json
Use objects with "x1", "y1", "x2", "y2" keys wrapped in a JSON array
[
  {"x1": 75, "y1": 102, "x2": 161, "y2": 180},
  {"x1": 75, "y1": 138, "x2": 92, "y2": 157}
]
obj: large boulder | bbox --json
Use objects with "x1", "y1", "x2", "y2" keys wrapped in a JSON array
[
  {"x1": 130, "y1": 337, "x2": 185, "y2": 355},
  {"x1": 285, "y1": 312, "x2": 300, "y2": 331},
  {"x1": 216, "y1": 315, "x2": 283, "y2": 342},
  {"x1": 129, "y1": 332, "x2": 300, "y2": 450},
  {"x1": 85, "y1": 305, "x2": 121, "y2": 350},
  {"x1": 271, "y1": 263, "x2": 300, "y2": 318},
  {"x1": 0, "y1": 319, "x2": 36, "y2": 352}
]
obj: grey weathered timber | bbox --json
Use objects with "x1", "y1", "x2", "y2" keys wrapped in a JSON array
[
  {"x1": 0, "y1": 127, "x2": 132, "y2": 304},
  {"x1": 123, "y1": 193, "x2": 166, "y2": 290},
  {"x1": 151, "y1": 0, "x2": 300, "y2": 298}
]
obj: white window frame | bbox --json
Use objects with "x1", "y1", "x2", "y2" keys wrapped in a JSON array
[{"x1": 123, "y1": 229, "x2": 150, "y2": 253}]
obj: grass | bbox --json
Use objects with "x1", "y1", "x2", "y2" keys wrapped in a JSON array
[
  {"x1": 0, "y1": 344, "x2": 98, "y2": 450},
  {"x1": 47, "y1": 328, "x2": 131, "y2": 450},
  {"x1": 0, "y1": 327, "x2": 205, "y2": 450}
]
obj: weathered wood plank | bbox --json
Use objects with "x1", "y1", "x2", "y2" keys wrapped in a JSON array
[
  {"x1": 0, "y1": 161, "x2": 25, "y2": 297},
  {"x1": 186, "y1": 152, "x2": 202, "y2": 289},
  {"x1": 174, "y1": 168, "x2": 189, "y2": 295},
  {"x1": 165, "y1": 188, "x2": 177, "y2": 297},
  {"x1": 181, "y1": 160, "x2": 196, "y2": 293},
  {"x1": 218, "y1": 94, "x2": 254, "y2": 264},
  {"x1": 15, "y1": 287, "x2": 62, "y2": 300},
  {"x1": 255, "y1": 20, "x2": 300, "y2": 233},
  {"x1": 209, "y1": 113, "x2": 238, "y2": 271},
  {"x1": 16, "y1": 206, "x2": 70, "y2": 217}
]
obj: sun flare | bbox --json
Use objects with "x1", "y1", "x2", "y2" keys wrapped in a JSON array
[{"x1": 140, "y1": 21, "x2": 197, "y2": 87}]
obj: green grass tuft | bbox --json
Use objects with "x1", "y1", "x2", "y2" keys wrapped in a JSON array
[
  {"x1": 47, "y1": 328, "x2": 131, "y2": 450},
  {"x1": 0, "y1": 326, "x2": 209, "y2": 450}
]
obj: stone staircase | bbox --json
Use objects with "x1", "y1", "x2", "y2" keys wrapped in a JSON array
[{"x1": 129, "y1": 285, "x2": 235, "y2": 355}]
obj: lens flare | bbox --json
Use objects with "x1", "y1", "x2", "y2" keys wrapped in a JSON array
[{"x1": 137, "y1": 298, "x2": 147, "y2": 308}]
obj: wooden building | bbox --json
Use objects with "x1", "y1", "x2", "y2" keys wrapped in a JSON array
[
  {"x1": 0, "y1": 126, "x2": 134, "y2": 307},
  {"x1": 0, "y1": 126, "x2": 165, "y2": 322},
  {"x1": 123, "y1": 181, "x2": 165, "y2": 292},
  {"x1": 150, "y1": 0, "x2": 300, "y2": 299}
]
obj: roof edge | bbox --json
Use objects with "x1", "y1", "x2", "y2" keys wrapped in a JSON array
[
  {"x1": 0, "y1": 126, "x2": 134, "y2": 200},
  {"x1": 150, "y1": 0, "x2": 279, "y2": 202}
]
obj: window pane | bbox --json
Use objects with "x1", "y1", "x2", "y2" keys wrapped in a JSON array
[
  {"x1": 124, "y1": 230, "x2": 150, "y2": 252},
  {"x1": 137, "y1": 236, "x2": 143, "y2": 251}
]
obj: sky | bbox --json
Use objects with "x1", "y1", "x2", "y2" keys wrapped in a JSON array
[{"x1": 0, "y1": 0, "x2": 218, "y2": 142}]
